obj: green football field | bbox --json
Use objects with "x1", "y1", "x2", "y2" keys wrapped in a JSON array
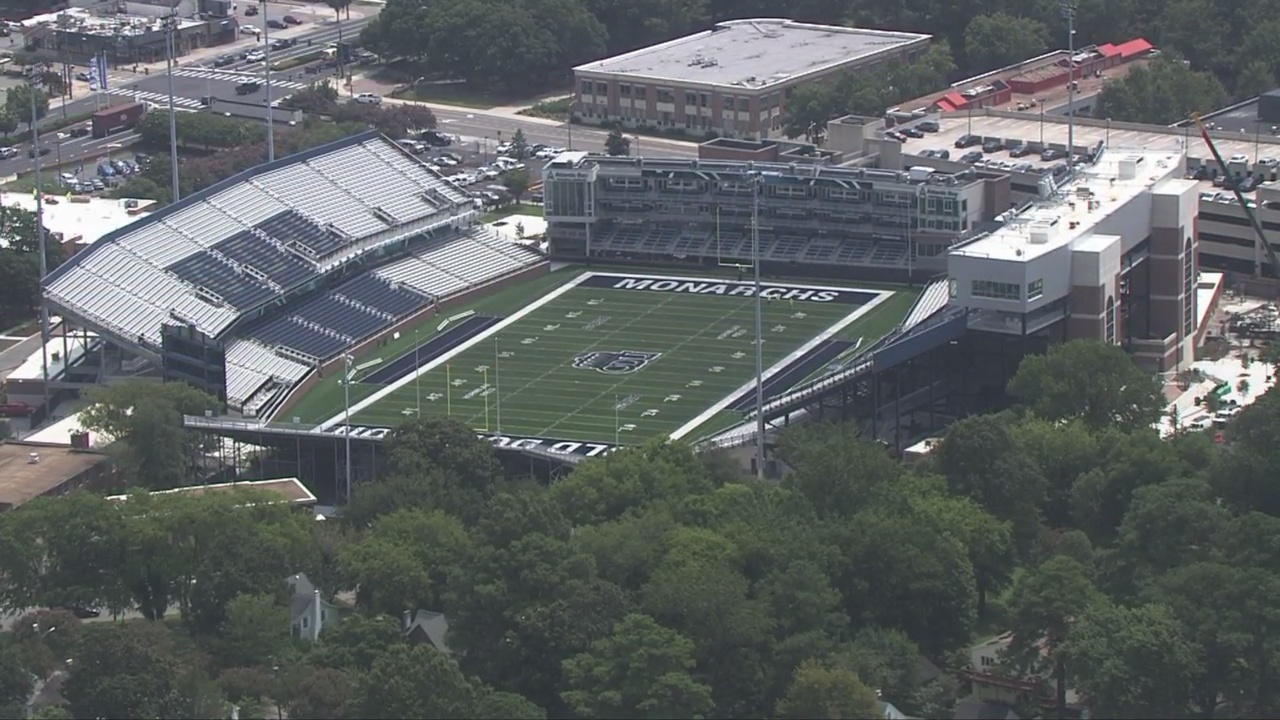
[{"x1": 315, "y1": 271, "x2": 912, "y2": 446}]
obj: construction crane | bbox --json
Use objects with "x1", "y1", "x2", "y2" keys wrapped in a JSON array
[{"x1": 1191, "y1": 113, "x2": 1280, "y2": 279}]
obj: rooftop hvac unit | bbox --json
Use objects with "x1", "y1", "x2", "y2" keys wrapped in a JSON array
[{"x1": 1029, "y1": 225, "x2": 1052, "y2": 244}]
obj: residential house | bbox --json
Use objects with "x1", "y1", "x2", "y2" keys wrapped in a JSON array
[
  {"x1": 966, "y1": 632, "x2": 1086, "y2": 719},
  {"x1": 401, "y1": 609, "x2": 452, "y2": 656},
  {"x1": 287, "y1": 573, "x2": 343, "y2": 643}
]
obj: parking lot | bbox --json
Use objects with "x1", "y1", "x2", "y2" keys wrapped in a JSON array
[{"x1": 394, "y1": 132, "x2": 555, "y2": 207}]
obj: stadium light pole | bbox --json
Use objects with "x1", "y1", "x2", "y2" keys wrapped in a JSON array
[
  {"x1": 165, "y1": 13, "x2": 180, "y2": 202},
  {"x1": 261, "y1": 0, "x2": 275, "y2": 163},
  {"x1": 750, "y1": 172, "x2": 765, "y2": 481},
  {"x1": 29, "y1": 65, "x2": 51, "y2": 412},
  {"x1": 1061, "y1": 0, "x2": 1078, "y2": 171},
  {"x1": 414, "y1": 328, "x2": 420, "y2": 415},
  {"x1": 343, "y1": 354, "x2": 353, "y2": 504}
]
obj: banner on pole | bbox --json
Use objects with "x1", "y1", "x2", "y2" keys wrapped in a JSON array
[{"x1": 95, "y1": 54, "x2": 108, "y2": 91}]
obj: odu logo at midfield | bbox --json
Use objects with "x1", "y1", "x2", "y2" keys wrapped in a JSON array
[{"x1": 573, "y1": 350, "x2": 662, "y2": 374}]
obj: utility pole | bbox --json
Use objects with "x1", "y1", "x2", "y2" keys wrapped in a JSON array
[
  {"x1": 750, "y1": 171, "x2": 765, "y2": 481},
  {"x1": 342, "y1": 354, "x2": 353, "y2": 504},
  {"x1": 261, "y1": 0, "x2": 274, "y2": 162},
  {"x1": 1061, "y1": 0, "x2": 1078, "y2": 171},
  {"x1": 165, "y1": 13, "x2": 180, "y2": 201},
  {"x1": 28, "y1": 65, "x2": 50, "y2": 412}
]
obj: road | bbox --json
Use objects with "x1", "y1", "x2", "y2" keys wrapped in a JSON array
[{"x1": 430, "y1": 107, "x2": 698, "y2": 159}]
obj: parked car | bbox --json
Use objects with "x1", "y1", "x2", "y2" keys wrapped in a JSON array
[
  {"x1": 244, "y1": 4, "x2": 258, "y2": 15},
  {"x1": 283, "y1": 15, "x2": 302, "y2": 25},
  {"x1": 1009, "y1": 144, "x2": 1033, "y2": 158},
  {"x1": 954, "y1": 133, "x2": 982, "y2": 149},
  {"x1": 266, "y1": 18, "x2": 285, "y2": 29},
  {"x1": 0, "y1": 147, "x2": 18, "y2": 159},
  {"x1": 421, "y1": 130, "x2": 452, "y2": 147},
  {"x1": 981, "y1": 139, "x2": 1004, "y2": 153},
  {"x1": 239, "y1": 24, "x2": 259, "y2": 35},
  {"x1": 353, "y1": 93, "x2": 382, "y2": 105},
  {"x1": 1040, "y1": 147, "x2": 1066, "y2": 161},
  {"x1": 917, "y1": 120, "x2": 940, "y2": 132},
  {"x1": 959, "y1": 150, "x2": 984, "y2": 163},
  {"x1": 0, "y1": 402, "x2": 34, "y2": 418},
  {"x1": 900, "y1": 127, "x2": 924, "y2": 139}
]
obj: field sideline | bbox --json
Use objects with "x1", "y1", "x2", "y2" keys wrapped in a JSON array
[{"x1": 287, "y1": 267, "x2": 917, "y2": 447}]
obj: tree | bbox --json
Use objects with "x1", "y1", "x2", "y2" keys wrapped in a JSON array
[
  {"x1": 341, "y1": 509, "x2": 470, "y2": 615},
  {"x1": 371, "y1": 416, "x2": 501, "y2": 524},
  {"x1": 78, "y1": 381, "x2": 221, "y2": 490},
  {"x1": 325, "y1": 0, "x2": 352, "y2": 22},
  {"x1": 351, "y1": 644, "x2": 477, "y2": 719},
  {"x1": 0, "y1": 646, "x2": 34, "y2": 718},
  {"x1": 509, "y1": 128, "x2": 530, "y2": 160},
  {"x1": 775, "y1": 659, "x2": 880, "y2": 720},
  {"x1": 0, "y1": 204, "x2": 54, "y2": 327},
  {"x1": 561, "y1": 613, "x2": 713, "y2": 719},
  {"x1": 935, "y1": 413, "x2": 1045, "y2": 555},
  {"x1": 502, "y1": 167, "x2": 532, "y2": 204},
  {"x1": 217, "y1": 593, "x2": 292, "y2": 670},
  {"x1": 4, "y1": 84, "x2": 47, "y2": 127},
  {"x1": 963, "y1": 13, "x2": 1050, "y2": 72},
  {"x1": 605, "y1": 126, "x2": 631, "y2": 156},
  {"x1": 1096, "y1": 55, "x2": 1230, "y2": 125},
  {"x1": 551, "y1": 439, "x2": 718, "y2": 526},
  {"x1": 1112, "y1": 477, "x2": 1228, "y2": 589},
  {"x1": 777, "y1": 422, "x2": 902, "y2": 520},
  {"x1": 279, "y1": 81, "x2": 339, "y2": 114},
  {"x1": 1007, "y1": 340, "x2": 1165, "y2": 431},
  {"x1": 62, "y1": 622, "x2": 193, "y2": 720},
  {"x1": 780, "y1": 83, "x2": 836, "y2": 140},
  {"x1": 0, "y1": 111, "x2": 17, "y2": 137},
  {"x1": 1060, "y1": 602, "x2": 1198, "y2": 718},
  {"x1": 1004, "y1": 555, "x2": 1105, "y2": 718},
  {"x1": 307, "y1": 613, "x2": 405, "y2": 671},
  {"x1": 285, "y1": 668, "x2": 352, "y2": 720}
]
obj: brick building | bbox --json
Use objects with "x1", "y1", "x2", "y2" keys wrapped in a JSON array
[{"x1": 572, "y1": 18, "x2": 930, "y2": 140}]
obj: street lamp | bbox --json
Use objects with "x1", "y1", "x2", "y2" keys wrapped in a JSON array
[
  {"x1": 342, "y1": 354, "x2": 354, "y2": 504},
  {"x1": 164, "y1": 13, "x2": 180, "y2": 202},
  {"x1": 27, "y1": 64, "x2": 51, "y2": 414},
  {"x1": 749, "y1": 171, "x2": 765, "y2": 481},
  {"x1": 261, "y1": 0, "x2": 275, "y2": 162},
  {"x1": 1061, "y1": 0, "x2": 1078, "y2": 170}
]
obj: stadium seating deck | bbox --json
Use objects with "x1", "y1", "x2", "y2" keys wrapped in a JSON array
[
  {"x1": 224, "y1": 338, "x2": 311, "y2": 409},
  {"x1": 585, "y1": 223, "x2": 912, "y2": 269},
  {"x1": 44, "y1": 132, "x2": 472, "y2": 350}
]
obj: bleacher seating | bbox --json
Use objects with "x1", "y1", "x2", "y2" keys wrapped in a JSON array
[
  {"x1": 45, "y1": 133, "x2": 479, "y2": 350},
  {"x1": 224, "y1": 338, "x2": 311, "y2": 408},
  {"x1": 167, "y1": 251, "x2": 277, "y2": 308},
  {"x1": 586, "y1": 222, "x2": 911, "y2": 269},
  {"x1": 334, "y1": 274, "x2": 429, "y2": 317},
  {"x1": 254, "y1": 211, "x2": 349, "y2": 259},
  {"x1": 373, "y1": 226, "x2": 542, "y2": 300}
]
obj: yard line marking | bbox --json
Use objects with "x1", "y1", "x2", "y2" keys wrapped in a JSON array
[
  {"x1": 538, "y1": 294, "x2": 756, "y2": 438},
  {"x1": 318, "y1": 272, "x2": 594, "y2": 430},
  {"x1": 461, "y1": 291, "x2": 683, "y2": 435},
  {"x1": 667, "y1": 288, "x2": 895, "y2": 441}
]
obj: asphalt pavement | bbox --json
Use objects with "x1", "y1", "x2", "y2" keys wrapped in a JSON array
[{"x1": 0, "y1": 129, "x2": 140, "y2": 179}]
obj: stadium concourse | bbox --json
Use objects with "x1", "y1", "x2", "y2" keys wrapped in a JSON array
[{"x1": 41, "y1": 131, "x2": 547, "y2": 418}]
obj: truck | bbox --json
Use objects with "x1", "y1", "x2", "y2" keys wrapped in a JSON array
[{"x1": 91, "y1": 102, "x2": 147, "y2": 139}]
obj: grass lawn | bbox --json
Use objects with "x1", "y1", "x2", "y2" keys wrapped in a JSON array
[
  {"x1": 288, "y1": 267, "x2": 916, "y2": 445},
  {"x1": 479, "y1": 203, "x2": 543, "y2": 223}
]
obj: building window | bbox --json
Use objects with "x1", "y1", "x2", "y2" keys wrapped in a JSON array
[
  {"x1": 1028, "y1": 279, "x2": 1044, "y2": 301},
  {"x1": 635, "y1": 86, "x2": 647, "y2": 100},
  {"x1": 971, "y1": 280, "x2": 1021, "y2": 300},
  {"x1": 980, "y1": 655, "x2": 994, "y2": 667},
  {"x1": 619, "y1": 84, "x2": 631, "y2": 96},
  {"x1": 737, "y1": 97, "x2": 749, "y2": 112},
  {"x1": 1105, "y1": 295, "x2": 1117, "y2": 343},
  {"x1": 699, "y1": 92, "x2": 709, "y2": 107},
  {"x1": 580, "y1": 80, "x2": 592, "y2": 95},
  {"x1": 948, "y1": 278, "x2": 958, "y2": 298},
  {"x1": 1183, "y1": 236, "x2": 1196, "y2": 337},
  {"x1": 684, "y1": 91, "x2": 697, "y2": 106},
  {"x1": 595, "y1": 82, "x2": 608, "y2": 95},
  {"x1": 657, "y1": 88, "x2": 674, "y2": 104}
]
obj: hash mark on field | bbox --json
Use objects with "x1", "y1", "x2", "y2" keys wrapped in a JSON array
[
  {"x1": 731, "y1": 351, "x2": 746, "y2": 359},
  {"x1": 686, "y1": 380, "x2": 703, "y2": 388},
  {"x1": 521, "y1": 337, "x2": 538, "y2": 345},
  {"x1": 708, "y1": 366, "x2": 725, "y2": 373},
  {"x1": 543, "y1": 324, "x2": 561, "y2": 331},
  {"x1": 772, "y1": 324, "x2": 787, "y2": 332},
  {"x1": 664, "y1": 394, "x2": 682, "y2": 402},
  {"x1": 565, "y1": 311, "x2": 582, "y2": 318},
  {"x1": 641, "y1": 409, "x2": 659, "y2": 417},
  {"x1": 587, "y1": 298, "x2": 604, "y2": 305}
]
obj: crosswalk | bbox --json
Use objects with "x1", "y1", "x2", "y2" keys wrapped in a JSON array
[
  {"x1": 171, "y1": 67, "x2": 310, "y2": 90},
  {"x1": 102, "y1": 68, "x2": 309, "y2": 110}
]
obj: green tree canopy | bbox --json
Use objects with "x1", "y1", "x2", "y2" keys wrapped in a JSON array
[{"x1": 1007, "y1": 340, "x2": 1165, "y2": 431}]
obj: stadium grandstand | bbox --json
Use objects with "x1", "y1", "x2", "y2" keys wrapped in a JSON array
[
  {"x1": 42, "y1": 131, "x2": 546, "y2": 418},
  {"x1": 541, "y1": 152, "x2": 988, "y2": 281}
]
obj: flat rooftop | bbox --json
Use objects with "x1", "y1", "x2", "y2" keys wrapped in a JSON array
[
  {"x1": 0, "y1": 195, "x2": 155, "y2": 250},
  {"x1": 24, "y1": 8, "x2": 206, "y2": 36},
  {"x1": 105, "y1": 477, "x2": 317, "y2": 507},
  {"x1": 1190, "y1": 98, "x2": 1280, "y2": 138},
  {"x1": 574, "y1": 18, "x2": 929, "y2": 90},
  {"x1": 952, "y1": 148, "x2": 1184, "y2": 262},
  {"x1": 896, "y1": 110, "x2": 1280, "y2": 171},
  {"x1": 0, "y1": 442, "x2": 108, "y2": 510}
]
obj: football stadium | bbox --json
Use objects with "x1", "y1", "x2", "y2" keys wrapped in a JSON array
[{"x1": 36, "y1": 125, "x2": 1054, "y2": 488}]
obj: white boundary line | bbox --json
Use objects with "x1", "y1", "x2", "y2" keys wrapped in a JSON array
[
  {"x1": 319, "y1": 270, "x2": 894, "y2": 436},
  {"x1": 668, "y1": 288, "x2": 894, "y2": 441},
  {"x1": 318, "y1": 272, "x2": 593, "y2": 429}
]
